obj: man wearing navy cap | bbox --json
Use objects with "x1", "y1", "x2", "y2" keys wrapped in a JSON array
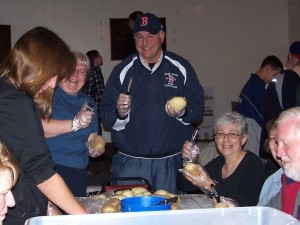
[
  {"x1": 101, "y1": 13, "x2": 204, "y2": 193},
  {"x1": 286, "y1": 41, "x2": 300, "y2": 70}
]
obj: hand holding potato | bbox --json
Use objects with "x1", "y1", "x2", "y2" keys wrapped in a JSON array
[
  {"x1": 165, "y1": 97, "x2": 186, "y2": 117},
  {"x1": 169, "y1": 97, "x2": 187, "y2": 110},
  {"x1": 179, "y1": 162, "x2": 213, "y2": 190},
  {"x1": 86, "y1": 134, "x2": 106, "y2": 157},
  {"x1": 117, "y1": 93, "x2": 131, "y2": 117},
  {"x1": 213, "y1": 196, "x2": 238, "y2": 208}
]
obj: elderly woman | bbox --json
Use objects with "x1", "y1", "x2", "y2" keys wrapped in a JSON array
[
  {"x1": 258, "y1": 118, "x2": 283, "y2": 206},
  {"x1": 42, "y1": 52, "x2": 100, "y2": 197},
  {"x1": 0, "y1": 142, "x2": 19, "y2": 225},
  {"x1": 178, "y1": 112, "x2": 266, "y2": 206}
]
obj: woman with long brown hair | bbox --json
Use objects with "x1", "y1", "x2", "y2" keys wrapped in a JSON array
[{"x1": 0, "y1": 27, "x2": 87, "y2": 225}]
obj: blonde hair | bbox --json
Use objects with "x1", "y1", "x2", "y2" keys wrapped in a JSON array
[
  {"x1": 0, "y1": 26, "x2": 76, "y2": 119},
  {"x1": 0, "y1": 142, "x2": 19, "y2": 186}
]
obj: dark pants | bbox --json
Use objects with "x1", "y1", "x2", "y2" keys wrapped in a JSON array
[
  {"x1": 55, "y1": 164, "x2": 87, "y2": 197},
  {"x1": 111, "y1": 152, "x2": 183, "y2": 194}
]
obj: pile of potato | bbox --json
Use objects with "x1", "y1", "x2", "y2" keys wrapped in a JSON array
[{"x1": 99, "y1": 187, "x2": 180, "y2": 213}]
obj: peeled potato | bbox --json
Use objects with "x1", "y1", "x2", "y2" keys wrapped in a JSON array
[
  {"x1": 184, "y1": 162, "x2": 201, "y2": 176},
  {"x1": 134, "y1": 193, "x2": 143, "y2": 196},
  {"x1": 111, "y1": 194, "x2": 126, "y2": 200},
  {"x1": 154, "y1": 189, "x2": 168, "y2": 195},
  {"x1": 131, "y1": 187, "x2": 148, "y2": 195},
  {"x1": 169, "y1": 97, "x2": 187, "y2": 110},
  {"x1": 115, "y1": 190, "x2": 124, "y2": 195},
  {"x1": 163, "y1": 194, "x2": 172, "y2": 199},
  {"x1": 88, "y1": 135, "x2": 106, "y2": 155},
  {"x1": 167, "y1": 193, "x2": 179, "y2": 199},
  {"x1": 101, "y1": 204, "x2": 118, "y2": 213},
  {"x1": 97, "y1": 194, "x2": 107, "y2": 200},
  {"x1": 107, "y1": 198, "x2": 120, "y2": 207},
  {"x1": 171, "y1": 203, "x2": 181, "y2": 210},
  {"x1": 122, "y1": 190, "x2": 133, "y2": 197},
  {"x1": 142, "y1": 191, "x2": 152, "y2": 196},
  {"x1": 215, "y1": 202, "x2": 229, "y2": 208}
]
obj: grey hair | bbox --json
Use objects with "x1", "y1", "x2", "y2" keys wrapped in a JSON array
[
  {"x1": 158, "y1": 30, "x2": 165, "y2": 38},
  {"x1": 275, "y1": 107, "x2": 300, "y2": 137},
  {"x1": 214, "y1": 111, "x2": 248, "y2": 135},
  {"x1": 73, "y1": 51, "x2": 90, "y2": 72}
]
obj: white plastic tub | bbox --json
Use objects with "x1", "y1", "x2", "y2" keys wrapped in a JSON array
[{"x1": 25, "y1": 207, "x2": 300, "y2": 225}]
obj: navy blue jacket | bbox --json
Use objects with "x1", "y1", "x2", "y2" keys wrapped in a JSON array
[
  {"x1": 101, "y1": 51, "x2": 204, "y2": 157},
  {"x1": 260, "y1": 69, "x2": 299, "y2": 157},
  {"x1": 236, "y1": 74, "x2": 265, "y2": 127}
]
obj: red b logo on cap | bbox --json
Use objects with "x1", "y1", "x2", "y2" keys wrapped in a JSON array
[{"x1": 140, "y1": 16, "x2": 148, "y2": 27}]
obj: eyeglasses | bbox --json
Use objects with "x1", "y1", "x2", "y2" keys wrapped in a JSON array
[
  {"x1": 215, "y1": 132, "x2": 241, "y2": 139},
  {"x1": 268, "y1": 136, "x2": 276, "y2": 144}
]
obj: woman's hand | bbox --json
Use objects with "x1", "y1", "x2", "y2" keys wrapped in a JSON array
[
  {"x1": 182, "y1": 141, "x2": 199, "y2": 163},
  {"x1": 212, "y1": 196, "x2": 238, "y2": 208},
  {"x1": 86, "y1": 134, "x2": 105, "y2": 158},
  {"x1": 72, "y1": 102, "x2": 94, "y2": 131},
  {"x1": 179, "y1": 163, "x2": 213, "y2": 190}
]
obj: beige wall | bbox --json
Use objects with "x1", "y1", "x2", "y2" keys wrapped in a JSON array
[
  {"x1": 0, "y1": 0, "x2": 299, "y2": 141},
  {"x1": 288, "y1": 0, "x2": 300, "y2": 43}
]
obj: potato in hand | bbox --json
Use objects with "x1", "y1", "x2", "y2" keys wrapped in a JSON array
[{"x1": 169, "y1": 97, "x2": 187, "y2": 111}]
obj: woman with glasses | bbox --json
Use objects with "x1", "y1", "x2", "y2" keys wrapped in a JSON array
[
  {"x1": 257, "y1": 118, "x2": 283, "y2": 206},
  {"x1": 178, "y1": 111, "x2": 266, "y2": 206},
  {"x1": 42, "y1": 52, "x2": 99, "y2": 197}
]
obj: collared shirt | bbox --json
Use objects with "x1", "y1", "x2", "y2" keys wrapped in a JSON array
[
  {"x1": 281, "y1": 174, "x2": 300, "y2": 216},
  {"x1": 139, "y1": 50, "x2": 163, "y2": 73},
  {"x1": 83, "y1": 66, "x2": 105, "y2": 108},
  {"x1": 258, "y1": 168, "x2": 283, "y2": 206}
]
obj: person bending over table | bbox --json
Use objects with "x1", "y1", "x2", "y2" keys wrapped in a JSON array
[{"x1": 0, "y1": 27, "x2": 88, "y2": 225}]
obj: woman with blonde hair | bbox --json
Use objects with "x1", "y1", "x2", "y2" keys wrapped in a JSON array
[
  {"x1": 0, "y1": 27, "x2": 87, "y2": 225},
  {"x1": 0, "y1": 142, "x2": 19, "y2": 225}
]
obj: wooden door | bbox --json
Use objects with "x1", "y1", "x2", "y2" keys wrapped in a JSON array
[{"x1": 0, "y1": 25, "x2": 11, "y2": 63}]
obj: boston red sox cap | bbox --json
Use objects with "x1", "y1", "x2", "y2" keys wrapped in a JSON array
[{"x1": 133, "y1": 13, "x2": 164, "y2": 35}]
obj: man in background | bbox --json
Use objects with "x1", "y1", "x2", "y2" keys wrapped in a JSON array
[
  {"x1": 83, "y1": 50, "x2": 105, "y2": 135},
  {"x1": 236, "y1": 55, "x2": 283, "y2": 156},
  {"x1": 122, "y1": 11, "x2": 143, "y2": 58},
  {"x1": 261, "y1": 42, "x2": 300, "y2": 157}
]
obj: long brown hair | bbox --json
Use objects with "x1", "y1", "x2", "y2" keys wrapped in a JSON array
[{"x1": 0, "y1": 26, "x2": 75, "y2": 118}]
